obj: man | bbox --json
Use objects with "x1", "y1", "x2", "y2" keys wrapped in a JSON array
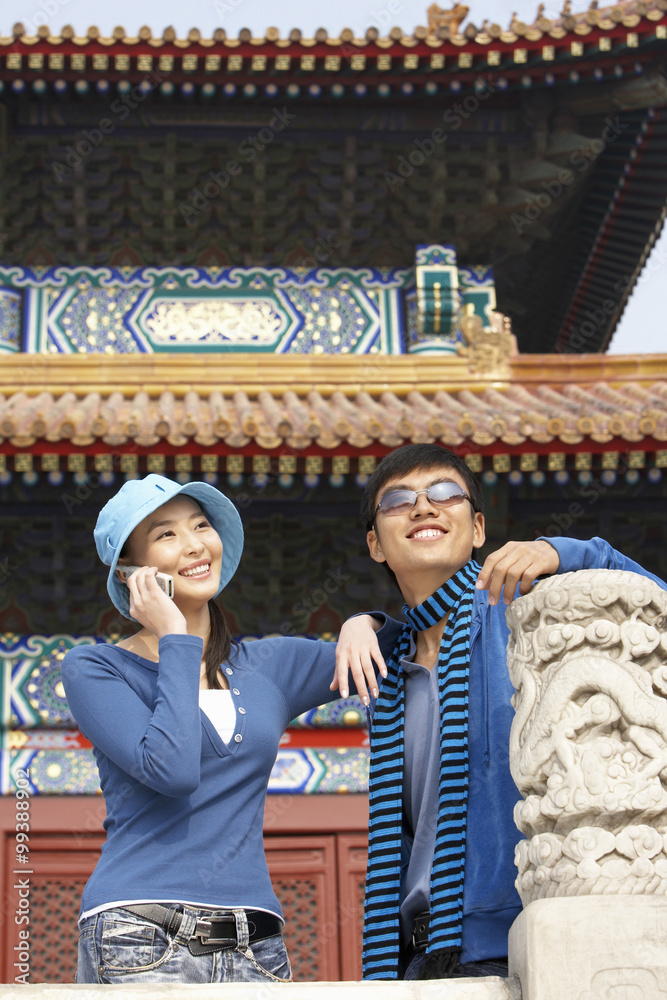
[{"x1": 354, "y1": 443, "x2": 666, "y2": 981}]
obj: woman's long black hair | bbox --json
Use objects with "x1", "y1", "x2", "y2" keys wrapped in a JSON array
[{"x1": 205, "y1": 600, "x2": 237, "y2": 689}]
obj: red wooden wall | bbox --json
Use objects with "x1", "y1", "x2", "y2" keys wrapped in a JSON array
[{"x1": 0, "y1": 795, "x2": 369, "y2": 984}]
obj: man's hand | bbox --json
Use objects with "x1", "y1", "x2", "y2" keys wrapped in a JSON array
[
  {"x1": 330, "y1": 614, "x2": 388, "y2": 706},
  {"x1": 476, "y1": 540, "x2": 560, "y2": 605}
]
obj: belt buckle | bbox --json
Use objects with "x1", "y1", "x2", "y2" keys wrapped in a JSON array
[
  {"x1": 412, "y1": 912, "x2": 429, "y2": 951},
  {"x1": 194, "y1": 916, "x2": 236, "y2": 947}
]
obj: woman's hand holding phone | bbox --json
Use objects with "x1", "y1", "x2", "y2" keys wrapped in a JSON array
[{"x1": 123, "y1": 566, "x2": 187, "y2": 638}]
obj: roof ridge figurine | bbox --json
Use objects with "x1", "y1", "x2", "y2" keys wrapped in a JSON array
[{"x1": 426, "y1": 3, "x2": 470, "y2": 37}]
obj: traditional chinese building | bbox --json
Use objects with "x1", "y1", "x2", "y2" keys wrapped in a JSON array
[{"x1": 0, "y1": 0, "x2": 666, "y2": 983}]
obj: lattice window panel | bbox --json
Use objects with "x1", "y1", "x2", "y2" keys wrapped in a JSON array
[
  {"x1": 266, "y1": 835, "x2": 339, "y2": 981},
  {"x1": 336, "y1": 833, "x2": 368, "y2": 981},
  {"x1": 356, "y1": 874, "x2": 365, "y2": 926},
  {"x1": 272, "y1": 876, "x2": 320, "y2": 981},
  {"x1": 25, "y1": 878, "x2": 81, "y2": 983}
]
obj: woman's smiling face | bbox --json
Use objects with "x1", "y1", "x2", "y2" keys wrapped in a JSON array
[{"x1": 120, "y1": 495, "x2": 223, "y2": 607}]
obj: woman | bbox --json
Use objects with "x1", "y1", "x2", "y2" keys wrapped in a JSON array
[{"x1": 62, "y1": 474, "x2": 398, "y2": 984}]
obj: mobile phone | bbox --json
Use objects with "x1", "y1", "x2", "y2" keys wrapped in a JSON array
[{"x1": 117, "y1": 565, "x2": 175, "y2": 599}]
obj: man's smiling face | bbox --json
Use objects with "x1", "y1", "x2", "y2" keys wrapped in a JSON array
[{"x1": 367, "y1": 466, "x2": 485, "y2": 597}]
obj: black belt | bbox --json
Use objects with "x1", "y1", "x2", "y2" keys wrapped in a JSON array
[
  {"x1": 412, "y1": 910, "x2": 430, "y2": 951},
  {"x1": 121, "y1": 904, "x2": 282, "y2": 956}
]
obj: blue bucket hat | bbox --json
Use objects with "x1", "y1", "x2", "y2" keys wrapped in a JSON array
[{"x1": 94, "y1": 474, "x2": 244, "y2": 620}]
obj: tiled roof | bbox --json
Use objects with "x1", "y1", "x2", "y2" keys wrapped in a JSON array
[
  {"x1": 1, "y1": 354, "x2": 665, "y2": 452},
  {"x1": 2, "y1": 0, "x2": 665, "y2": 92},
  {"x1": 5, "y1": 0, "x2": 665, "y2": 49}
]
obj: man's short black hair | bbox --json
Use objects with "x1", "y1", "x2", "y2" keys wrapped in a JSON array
[{"x1": 360, "y1": 444, "x2": 484, "y2": 534}]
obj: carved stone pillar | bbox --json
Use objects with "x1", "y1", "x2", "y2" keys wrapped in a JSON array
[
  {"x1": 506, "y1": 569, "x2": 667, "y2": 999},
  {"x1": 506, "y1": 569, "x2": 667, "y2": 904}
]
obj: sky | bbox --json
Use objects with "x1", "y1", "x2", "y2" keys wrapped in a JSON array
[{"x1": 3, "y1": 0, "x2": 665, "y2": 354}]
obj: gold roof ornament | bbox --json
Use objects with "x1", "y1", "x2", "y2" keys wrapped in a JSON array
[
  {"x1": 457, "y1": 306, "x2": 518, "y2": 376},
  {"x1": 426, "y1": 2, "x2": 470, "y2": 36}
]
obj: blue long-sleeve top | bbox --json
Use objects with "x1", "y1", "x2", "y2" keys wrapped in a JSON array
[{"x1": 62, "y1": 624, "x2": 402, "y2": 917}]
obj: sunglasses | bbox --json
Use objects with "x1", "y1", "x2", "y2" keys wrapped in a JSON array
[{"x1": 374, "y1": 481, "x2": 472, "y2": 519}]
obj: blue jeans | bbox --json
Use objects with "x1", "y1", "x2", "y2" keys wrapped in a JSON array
[{"x1": 76, "y1": 907, "x2": 292, "y2": 984}]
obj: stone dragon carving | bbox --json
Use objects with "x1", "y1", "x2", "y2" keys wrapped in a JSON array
[{"x1": 505, "y1": 570, "x2": 667, "y2": 905}]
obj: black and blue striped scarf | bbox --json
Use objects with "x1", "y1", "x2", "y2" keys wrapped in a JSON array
[{"x1": 362, "y1": 559, "x2": 481, "y2": 980}]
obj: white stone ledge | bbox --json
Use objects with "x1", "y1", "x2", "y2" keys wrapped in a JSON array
[
  {"x1": 510, "y1": 897, "x2": 667, "y2": 1000},
  {"x1": 0, "y1": 978, "x2": 520, "y2": 999}
]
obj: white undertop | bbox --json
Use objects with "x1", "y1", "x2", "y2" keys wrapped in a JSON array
[{"x1": 199, "y1": 688, "x2": 236, "y2": 744}]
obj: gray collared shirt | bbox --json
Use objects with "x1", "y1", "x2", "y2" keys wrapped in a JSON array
[{"x1": 398, "y1": 633, "x2": 441, "y2": 946}]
